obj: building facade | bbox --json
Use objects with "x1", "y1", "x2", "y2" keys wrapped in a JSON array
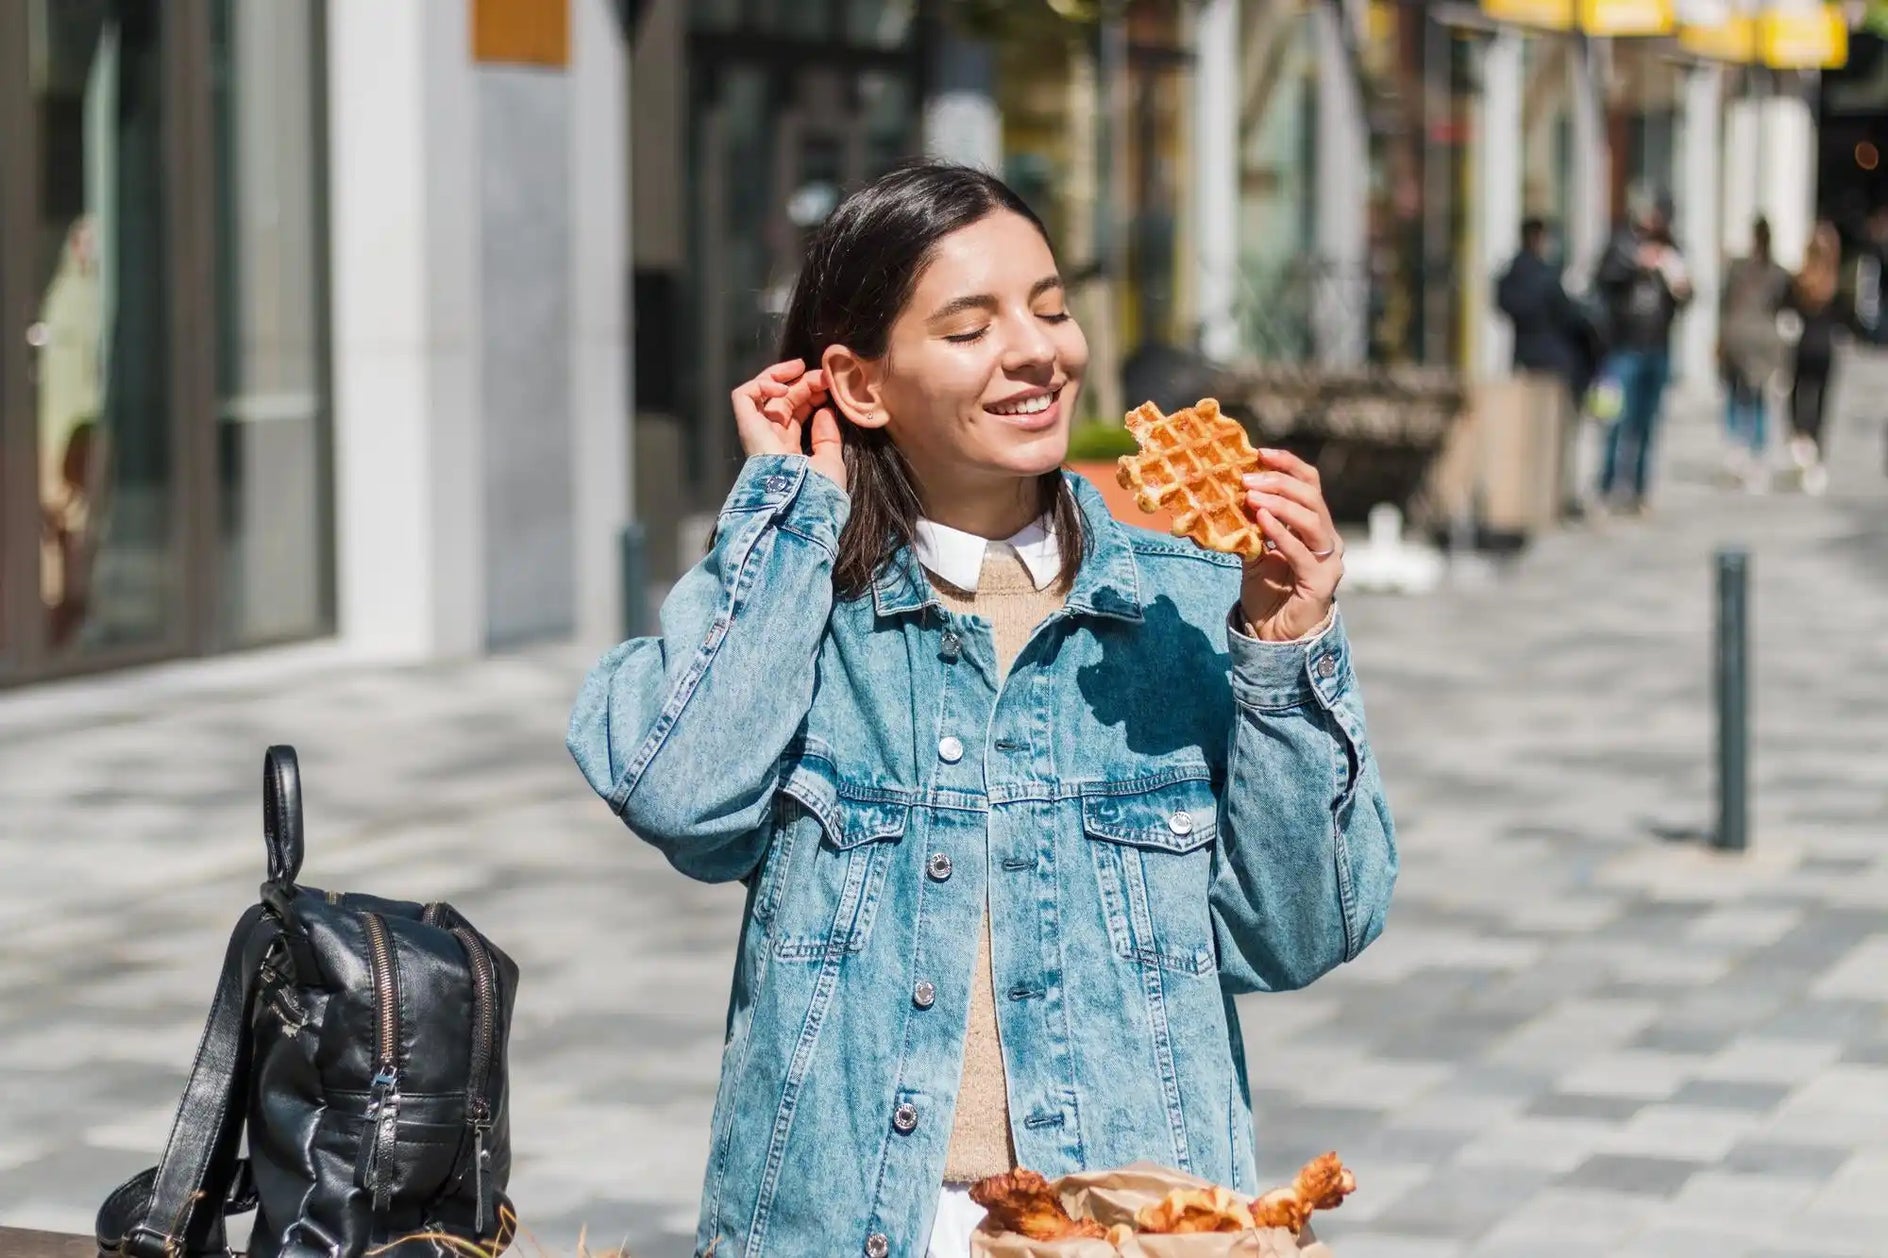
[
  {"x1": 2, "y1": 0, "x2": 1859, "y2": 690},
  {"x1": 0, "y1": 0, "x2": 632, "y2": 688}
]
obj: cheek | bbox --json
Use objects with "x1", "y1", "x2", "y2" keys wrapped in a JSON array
[{"x1": 1058, "y1": 321, "x2": 1091, "y2": 376}]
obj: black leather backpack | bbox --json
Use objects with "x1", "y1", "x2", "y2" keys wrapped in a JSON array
[{"x1": 96, "y1": 747, "x2": 520, "y2": 1258}]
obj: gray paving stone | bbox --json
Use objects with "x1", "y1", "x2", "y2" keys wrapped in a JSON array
[
  {"x1": 1559, "y1": 1153, "x2": 1707, "y2": 1197},
  {"x1": 1668, "y1": 1080, "x2": 1794, "y2": 1113},
  {"x1": 1524, "y1": 1091, "x2": 1648, "y2": 1122}
]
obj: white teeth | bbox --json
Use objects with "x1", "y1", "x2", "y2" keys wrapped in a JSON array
[{"x1": 990, "y1": 392, "x2": 1054, "y2": 416}]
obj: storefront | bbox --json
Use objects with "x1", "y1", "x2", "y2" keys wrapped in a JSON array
[{"x1": 0, "y1": 0, "x2": 331, "y2": 686}]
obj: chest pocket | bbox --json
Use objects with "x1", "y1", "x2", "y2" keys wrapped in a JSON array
[
  {"x1": 1081, "y1": 775, "x2": 1219, "y2": 977},
  {"x1": 753, "y1": 766, "x2": 908, "y2": 963}
]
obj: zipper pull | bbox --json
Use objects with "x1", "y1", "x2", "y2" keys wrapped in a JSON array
[
  {"x1": 359, "y1": 1065, "x2": 400, "y2": 1211},
  {"x1": 471, "y1": 1112, "x2": 494, "y2": 1235}
]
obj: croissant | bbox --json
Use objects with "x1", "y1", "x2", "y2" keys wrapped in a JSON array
[{"x1": 969, "y1": 1169, "x2": 1108, "y2": 1241}]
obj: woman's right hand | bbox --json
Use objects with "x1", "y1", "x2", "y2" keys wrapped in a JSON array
[{"x1": 732, "y1": 360, "x2": 847, "y2": 492}]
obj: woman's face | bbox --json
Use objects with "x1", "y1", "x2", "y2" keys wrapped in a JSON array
[{"x1": 871, "y1": 210, "x2": 1088, "y2": 493}]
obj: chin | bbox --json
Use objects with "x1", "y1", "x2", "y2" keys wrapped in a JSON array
[{"x1": 994, "y1": 428, "x2": 1071, "y2": 477}]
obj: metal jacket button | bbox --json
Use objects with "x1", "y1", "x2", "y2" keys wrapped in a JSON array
[
  {"x1": 1316, "y1": 655, "x2": 1338, "y2": 679},
  {"x1": 940, "y1": 631, "x2": 961, "y2": 660},
  {"x1": 913, "y1": 979, "x2": 936, "y2": 1009},
  {"x1": 893, "y1": 1102, "x2": 919, "y2": 1133},
  {"x1": 937, "y1": 735, "x2": 964, "y2": 763},
  {"x1": 1167, "y1": 810, "x2": 1194, "y2": 836},
  {"x1": 865, "y1": 1233, "x2": 890, "y2": 1258},
  {"x1": 927, "y1": 852, "x2": 953, "y2": 881},
  {"x1": 765, "y1": 474, "x2": 790, "y2": 494}
]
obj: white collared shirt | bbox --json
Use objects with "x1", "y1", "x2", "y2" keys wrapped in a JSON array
[{"x1": 912, "y1": 515, "x2": 1061, "y2": 593}]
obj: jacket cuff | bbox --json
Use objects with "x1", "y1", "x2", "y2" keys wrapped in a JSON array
[
  {"x1": 720, "y1": 455, "x2": 850, "y2": 554},
  {"x1": 1228, "y1": 604, "x2": 1352, "y2": 711}
]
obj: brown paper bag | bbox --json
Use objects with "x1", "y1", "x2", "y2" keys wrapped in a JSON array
[{"x1": 970, "y1": 1163, "x2": 1334, "y2": 1258}]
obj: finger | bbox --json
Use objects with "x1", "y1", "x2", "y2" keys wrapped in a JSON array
[
  {"x1": 777, "y1": 374, "x2": 831, "y2": 421},
  {"x1": 760, "y1": 359, "x2": 813, "y2": 384},
  {"x1": 808, "y1": 407, "x2": 843, "y2": 457},
  {"x1": 1254, "y1": 506, "x2": 1320, "y2": 576},
  {"x1": 1242, "y1": 471, "x2": 1333, "y2": 522},
  {"x1": 732, "y1": 385, "x2": 782, "y2": 454},
  {"x1": 1246, "y1": 491, "x2": 1333, "y2": 553},
  {"x1": 1255, "y1": 447, "x2": 1322, "y2": 488}
]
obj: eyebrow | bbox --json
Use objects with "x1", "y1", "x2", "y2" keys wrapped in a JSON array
[{"x1": 926, "y1": 274, "x2": 1064, "y2": 323}]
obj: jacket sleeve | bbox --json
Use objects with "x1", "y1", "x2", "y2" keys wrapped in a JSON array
[
  {"x1": 1595, "y1": 234, "x2": 1638, "y2": 295},
  {"x1": 566, "y1": 455, "x2": 848, "y2": 884},
  {"x1": 1209, "y1": 608, "x2": 1397, "y2": 994}
]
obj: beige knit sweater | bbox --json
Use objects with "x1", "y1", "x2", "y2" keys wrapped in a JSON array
[{"x1": 929, "y1": 547, "x2": 1069, "y2": 1184}]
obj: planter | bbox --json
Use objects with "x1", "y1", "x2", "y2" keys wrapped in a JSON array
[
  {"x1": 1211, "y1": 364, "x2": 1468, "y2": 527},
  {"x1": 1065, "y1": 460, "x2": 1176, "y2": 536}
]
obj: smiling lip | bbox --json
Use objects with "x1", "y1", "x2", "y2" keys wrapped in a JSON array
[{"x1": 985, "y1": 384, "x2": 1065, "y2": 430}]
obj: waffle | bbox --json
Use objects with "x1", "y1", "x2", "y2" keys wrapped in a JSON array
[{"x1": 1115, "y1": 398, "x2": 1266, "y2": 559}]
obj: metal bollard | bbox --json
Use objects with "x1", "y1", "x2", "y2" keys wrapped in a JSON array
[
  {"x1": 620, "y1": 522, "x2": 649, "y2": 641},
  {"x1": 1714, "y1": 548, "x2": 1749, "y2": 852}
]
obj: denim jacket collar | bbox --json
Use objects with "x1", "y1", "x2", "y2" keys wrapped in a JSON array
[{"x1": 869, "y1": 472, "x2": 1143, "y2": 622}]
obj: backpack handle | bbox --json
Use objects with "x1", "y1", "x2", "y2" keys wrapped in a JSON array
[{"x1": 263, "y1": 746, "x2": 304, "y2": 888}]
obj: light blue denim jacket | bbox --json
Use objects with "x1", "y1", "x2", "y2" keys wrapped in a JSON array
[{"x1": 568, "y1": 455, "x2": 1397, "y2": 1258}]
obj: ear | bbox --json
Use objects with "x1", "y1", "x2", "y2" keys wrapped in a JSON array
[{"x1": 821, "y1": 344, "x2": 891, "y2": 431}]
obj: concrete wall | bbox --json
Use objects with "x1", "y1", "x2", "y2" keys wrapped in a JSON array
[{"x1": 326, "y1": 0, "x2": 628, "y2": 662}]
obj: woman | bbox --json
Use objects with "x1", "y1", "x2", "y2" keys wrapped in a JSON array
[
  {"x1": 1787, "y1": 222, "x2": 1843, "y2": 495},
  {"x1": 1717, "y1": 217, "x2": 1790, "y2": 492},
  {"x1": 567, "y1": 164, "x2": 1397, "y2": 1258}
]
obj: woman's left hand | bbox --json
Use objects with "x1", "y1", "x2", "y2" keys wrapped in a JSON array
[{"x1": 1238, "y1": 449, "x2": 1343, "y2": 642}]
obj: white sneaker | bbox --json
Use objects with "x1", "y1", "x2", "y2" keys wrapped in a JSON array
[
  {"x1": 1790, "y1": 436, "x2": 1818, "y2": 471},
  {"x1": 1802, "y1": 463, "x2": 1828, "y2": 496}
]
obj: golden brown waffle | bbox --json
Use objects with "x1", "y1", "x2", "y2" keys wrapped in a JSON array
[{"x1": 1115, "y1": 398, "x2": 1266, "y2": 559}]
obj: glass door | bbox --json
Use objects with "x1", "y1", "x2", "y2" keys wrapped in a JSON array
[{"x1": 0, "y1": 0, "x2": 185, "y2": 679}]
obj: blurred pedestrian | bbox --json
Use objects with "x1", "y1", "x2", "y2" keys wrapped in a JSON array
[
  {"x1": 1851, "y1": 203, "x2": 1886, "y2": 347},
  {"x1": 1786, "y1": 221, "x2": 1844, "y2": 496},
  {"x1": 1717, "y1": 216, "x2": 1790, "y2": 493},
  {"x1": 1496, "y1": 217, "x2": 1599, "y2": 407},
  {"x1": 1594, "y1": 184, "x2": 1691, "y2": 514}
]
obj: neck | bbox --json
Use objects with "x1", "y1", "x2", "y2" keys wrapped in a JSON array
[{"x1": 912, "y1": 466, "x2": 1044, "y2": 539}]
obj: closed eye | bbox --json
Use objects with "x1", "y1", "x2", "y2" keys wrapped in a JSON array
[{"x1": 944, "y1": 327, "x2": 989, "y2": 344}]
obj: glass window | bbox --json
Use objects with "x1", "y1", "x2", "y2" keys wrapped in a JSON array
[
  {"x1": 210, "y1": 0, "x2": 331, "y2": 647},
  {"x1": 26, "y1": 0, "x2": 179, "y2": 658},
  {"x1": 846, "y1": 0, "x2": 916, "y2": 47}
]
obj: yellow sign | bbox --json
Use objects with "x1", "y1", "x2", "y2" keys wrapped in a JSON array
[
  {"x1": 1759, "y1": 5, "x2": 1848, "y2": 68},
  {"x1": 1480, "y1": 0, "x2": 1576, "y2": 29},
  {"x1": 1678, "y1": 13, "x2": 1757, "y2": 58},
  {"x1": 471, "y1": 0, "x2": 570, "y2": 68},
  {"x1": 1580, "y1": 0, "x2": 1676, "y2": 34}
]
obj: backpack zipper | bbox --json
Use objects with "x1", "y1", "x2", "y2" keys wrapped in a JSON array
[
  {"x1": 358, "y1": 911, "x2": 402, "y2": 1211},
  {"x1": 452, "y1": 927, "x2": 499, "y2": 1234}
]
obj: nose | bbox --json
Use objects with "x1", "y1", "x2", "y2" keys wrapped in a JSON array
[{"x1": 1000, "y1": 309, "x2": 1058, "y2": 376}]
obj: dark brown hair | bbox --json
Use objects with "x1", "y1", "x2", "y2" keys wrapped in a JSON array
[{"x1": 775, "y1": 161, "x2": 1085, "y2": 599}]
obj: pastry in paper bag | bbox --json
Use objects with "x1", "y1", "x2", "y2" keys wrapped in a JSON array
[{"x1": 969, "y1": 1159, "x2": 1344, "y2": 1257}]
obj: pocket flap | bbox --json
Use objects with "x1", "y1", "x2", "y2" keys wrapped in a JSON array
[
  {"x1": 1080, "y1": 774, "x2": 1218, "y2": 853},
  {"x1": 780, "y1": 763, "x2": 910, "y2": 849}
]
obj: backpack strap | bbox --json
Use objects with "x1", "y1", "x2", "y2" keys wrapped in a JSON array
[
  {"x1": 97, "y1": 905, "x2": 274, "y2": 1258},
  {"x1": 263, "y1": 745, "x2": 304, "y2": 888}
]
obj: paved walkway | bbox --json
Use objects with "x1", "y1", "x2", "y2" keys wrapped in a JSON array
[{"x1": 3, "y1": 355, "x2": 1886, "y2": 1257}]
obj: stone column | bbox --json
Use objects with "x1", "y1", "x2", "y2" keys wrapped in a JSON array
[
  {"x1": 1676, "y1": 61, "x2": 1724, "y2": 397},
  {"x1": 1477, "y1": 29, "x2": 1524, "y2": 380},
  {"x1": 924, "y1": 29, "x2": 1002, "y2": 172},
  {"x1": 327, "y1": 0, "x2": 632, "y2": 659},
  {"x1": 1192, "y1": 0, "x2": 1241, "y2": 362},
  {"x1": 1566, "y1": 34, "x2": 1611, "y2": 291},
  {"x1": 1311, "y1": 0, "x2": 1368, "y2": 366}
]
